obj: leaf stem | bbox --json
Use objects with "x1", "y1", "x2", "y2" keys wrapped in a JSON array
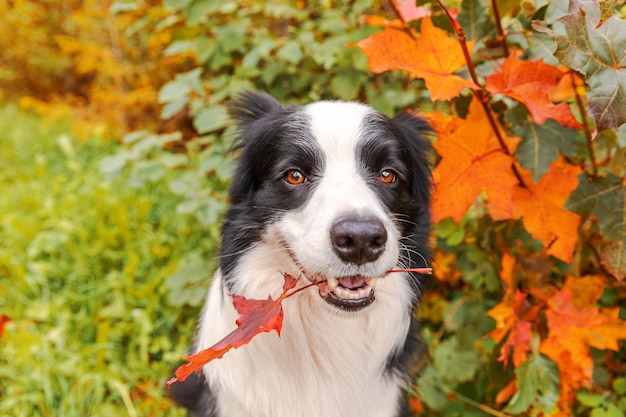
[
  {"x1": 490, "y1": 0, "x2": 510, "y2": 57},
  {"x1": 282, "y1": 281, "x2": 317, "y2": 300},
  {"x1": 435, "y1": 0, "x2": 481, "y2": 89},
  {"x1": 570, "y1": 70, "x2": 598, "y2": 176}
]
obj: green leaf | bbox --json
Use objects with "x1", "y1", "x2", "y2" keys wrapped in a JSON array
[
  {"x1": 432, "y1": 337, "x2": 481, "y2": 383},
  {"x1": 458, "y1": 0, "x2": 495, "y2": 41},
  {"x1": 99, "y1": 152, "x2": 131, "y2": 180},
  {"x1": 591, "y1": 402, "x2": 624, "y2": 417},
  {"x1": 161, "y1": 98, "x2": 187, "y2": 119},
  {"x1": 186, "y1": 0, "x2": 223, "y2": 25},
  {"x1": 158, "y1": 80, "x2": 190, "y2": 104},
  {"x1": 193, "y1": 105, "x2": 229, "y2": 134},
  {"x1": 416, "y1": 365, "x2": 449, "y2": 411},
  {"x1": 215, "y1": 23, "x2": 248, "y2": 53},
  {"x1": 166, "y1": 252, "x2": 212, "y2": 307},
  {"x1": 565, "y1": 173, "x2": 625, "y2": 241},
  {"x1": 330, "y1": 70, "x2": 363, "y2": 100},
  {"x1": 109, "y1": 1, "x2": 139, "y2": 14},
  {"x1": 158, "y1": 68, "x2": 203, "y2": 104},
  {"x1": 613, "y1": 377, "x2": 626, "y2": 395},
  {"x1": 514, "y1": 119, "x2": 579, "y2": 183},
  {"x1": 505, "y1": 355, "x2": 560, "y2": 416},
  {"x1": 577, "y1": 392, "x2": 606, "y2": 407},
  {"x1": 163, "y1": 40, "x2": 196, "y2": 56},
  {"x1": 277, "y1": 40, "x2": 303, "y2": 64},
  {"x1": 533, "y1": 7, "x2": 626, "y2": 131}
]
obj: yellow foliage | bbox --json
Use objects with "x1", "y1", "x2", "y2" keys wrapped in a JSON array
[{"x1": 0, "y1": 0, "x2": 193, "y2": 138}]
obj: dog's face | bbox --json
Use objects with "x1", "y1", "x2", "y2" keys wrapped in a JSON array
[{"x1": 220, "y1": 92, "x2": 432, "y2": 312}]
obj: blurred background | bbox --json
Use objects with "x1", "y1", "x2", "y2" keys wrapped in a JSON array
[{"x1": 0, "y1": 1, "x2": 427, "y2": 415}]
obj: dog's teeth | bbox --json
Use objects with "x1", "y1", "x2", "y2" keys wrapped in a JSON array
[{"x1": 327, "y1": 277, "x2": 339, "y2": 291}]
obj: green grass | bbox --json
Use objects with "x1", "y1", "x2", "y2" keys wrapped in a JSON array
[{"x1": 0, "y1": 105, "x2": 211, "y2": 416}]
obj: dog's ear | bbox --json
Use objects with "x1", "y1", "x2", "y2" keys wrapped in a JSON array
[
  {"x1": 228, "y1": 91, "x2": 283, "y2": 129},
  {"x1": 227, "y1": 91, "x2": 286, "y2": 205},
  {"x1": 390, "y1": 112, "x2": 433, "y2": 205}
]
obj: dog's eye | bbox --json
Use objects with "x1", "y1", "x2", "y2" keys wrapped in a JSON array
[
  {"x1": 377, "y1": 169, "x2": 397, "y2": 184},
  {"x1": 285, "y1": 169, "x2": 306, "y2": 185}
]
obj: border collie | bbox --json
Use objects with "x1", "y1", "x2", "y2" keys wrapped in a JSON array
[{"x1": 170, "y1": 92, "x2": 432, "y2": 417}]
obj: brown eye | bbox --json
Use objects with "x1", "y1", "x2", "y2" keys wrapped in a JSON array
[
  {"x1": 285, "y1": 169, "x2": 306, "y2": 185},
  {"x1": 377, "y1": 169, "x2": 397, "y2": 184}
]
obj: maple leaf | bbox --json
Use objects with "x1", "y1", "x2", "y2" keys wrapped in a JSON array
[
  {"x1": 392, "y1": 0, "x2": 430, "y2": 23},
  {"x1": 513, "y1": 119, "x2": 579, "y2": 184},
  {"x1": 167, "y1": 273, "x2": 307, "y2": 388},
  {"x1": 565, "y1": 172, "x2": 625, "y2": 242},
  {"x1": 512, "y1": 155, "x2": 582, "y2": 263},
  {"x1": 487, "y1": 290, "x2": 537, "y2": 368},
  {"x1": 485, "y1": 50, "x2": 582, "y2": 129},
  {"x1": 565, "y1": 172, "x2": 626, "y2": 280},
  {"x1": 539, "y1": 285, "x2": 626, "y2": 412},
  {"x1": 430, "y1": 98, "x2": 520, "y2": 222},
  {"x1": 356, "y1": 18, "x2": 476, "y2": 101},
  {"x1": 533, "y1": 6, "x2": 626, "y2": 132}
]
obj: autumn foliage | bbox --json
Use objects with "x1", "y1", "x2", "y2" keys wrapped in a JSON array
[
  {"x1": 353, "y1": 1, "x2": 626, "y2": 416},
  {"x1": 3, "y1": 0, "x2": 625, "y2": 416}
]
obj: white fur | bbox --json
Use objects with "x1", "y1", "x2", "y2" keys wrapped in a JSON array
[{"x1": 195, "y1": 101, "x2": 415, "y2": 417}]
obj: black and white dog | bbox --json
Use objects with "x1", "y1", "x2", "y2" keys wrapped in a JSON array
[{"x1": 171, "y1": 92, "x2": 432, "y2": 417}]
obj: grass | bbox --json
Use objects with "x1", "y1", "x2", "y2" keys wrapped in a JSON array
[{"x1": 0, "y1": 105, "x2": 212, "y2": 416}]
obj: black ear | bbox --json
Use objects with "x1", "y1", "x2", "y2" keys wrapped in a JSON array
[
  {"x1": 228, "y1": 91, "x2": 283, "y2": 129},
  {"x1": 390, "y1": 112, "x2": 433, "y2": 205},
  {"x1": 226, "y1": 91, "x2": 287, "y2": 205}
]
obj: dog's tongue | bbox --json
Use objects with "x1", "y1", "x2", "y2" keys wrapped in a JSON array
[{"x1": 339, "y1": 276, "x2": 366, "y2": 290}]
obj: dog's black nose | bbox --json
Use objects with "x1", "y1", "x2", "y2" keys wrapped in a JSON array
[{"x1": 330, "y1": 218, "x2": 387, "y2": 265}]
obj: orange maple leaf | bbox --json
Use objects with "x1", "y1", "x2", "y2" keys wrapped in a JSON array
[
  {"x1": 430, "y1": 98, "x2": 520, "y2": 222},
  {"x1": 487, "y1": 290, "x2": 537, "y2": 368},
  {"x1": 167, "y1": 273, "x2": 307, "y2": 388},
  {"x1": 485, "y1": 51, "x2": 582, "y2": 129},
  {"x1": 356, "y1": 18, "x2": 476, "y2": 101},
  {"x1": 539, "y1": 286, "x2": 626, "y2": 412},
  {"x1": 511, "y1": 155, "x2": 582, "y2": 263}
]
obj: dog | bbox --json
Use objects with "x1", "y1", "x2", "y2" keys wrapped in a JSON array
[{"x1": 170, "y1": 91, "x2": 432, "y2": 417}]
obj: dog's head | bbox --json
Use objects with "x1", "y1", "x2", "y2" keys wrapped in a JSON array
[{"x1": 220, "y1": 92, "x2": 432, "y2": 312}]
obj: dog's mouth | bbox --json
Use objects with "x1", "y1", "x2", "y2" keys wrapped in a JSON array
[
  {"x1": 287, "y1": 249, "x2": 377, "y2": 312},
  {"x1": 316, "y1": 275, "x2": 376, "y2": 311}
]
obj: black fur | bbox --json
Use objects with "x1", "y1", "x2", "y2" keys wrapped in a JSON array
[{"x1": 170, "y1": 92, "x2": 432, "y2": 417}]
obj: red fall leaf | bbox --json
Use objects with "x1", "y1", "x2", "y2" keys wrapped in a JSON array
[
  {"x1": 167, "y1": 273, "x2": 303, "y2": 388},
  {"x1": 485, "y1": 51, "x2": 583, "y2": 129},
  {"x1": 356, "y1": 18, "x2": 476, "y2": 101}
]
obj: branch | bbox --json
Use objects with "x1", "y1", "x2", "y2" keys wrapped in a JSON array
[
  {"x1": 569, "y1": 70, "x2": 598, "y2": 176},
  {"x1": 491, "y1": 0, "x2": 510, "y2": 57},
  {"x1": 435, "y1": 0, "x2": 528, "y2": 189}
]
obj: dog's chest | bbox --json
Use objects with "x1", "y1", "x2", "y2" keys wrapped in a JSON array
[{"x1": 198, "y1": 274, "x2": 411, "y2": 417}]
